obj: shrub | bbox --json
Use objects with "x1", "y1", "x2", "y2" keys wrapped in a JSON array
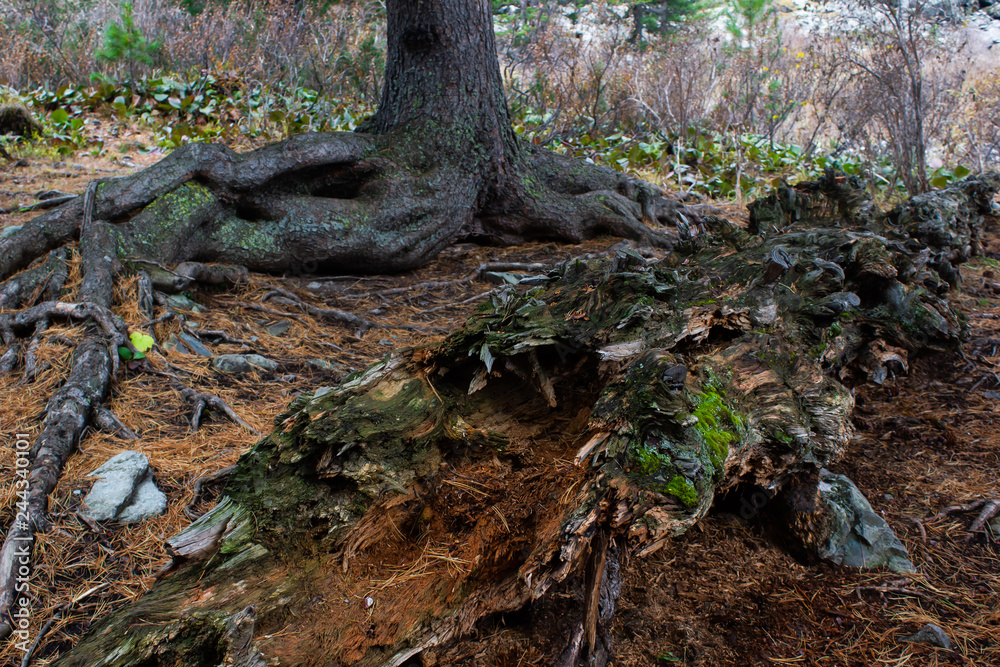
[{"x1": 94, "y1": 2, "x2": 163, "y2": 85}]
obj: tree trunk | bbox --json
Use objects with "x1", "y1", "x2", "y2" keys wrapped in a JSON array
[
  {"x1": 372, "y1": 0, "x2": 517, "y2": 147},
  {"x1": 0, "y1": 0, "x2": 681, "y2": 284},
  {"x1": 47, "y1": 173, "x2": 999, "y2": 666}
]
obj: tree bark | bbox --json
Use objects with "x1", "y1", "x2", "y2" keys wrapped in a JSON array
[{"x1": 48, "y1": 173, "x2": 999, "y2": 666}]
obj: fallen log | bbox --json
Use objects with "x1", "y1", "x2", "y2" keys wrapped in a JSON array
[{"x1": 51, "y1": 173, "x2": 999, "y2": 666}]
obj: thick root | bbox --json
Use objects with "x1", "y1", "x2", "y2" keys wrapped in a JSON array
[
  {"x1": 0, "y1": 339, "x2": 114, "y2": 640},
  {"x1": 2, "y1": 131, "x2": 684, "y2": 284}
]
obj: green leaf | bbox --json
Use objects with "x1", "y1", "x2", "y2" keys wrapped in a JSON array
[
  {"x1": 953, "y1": 165, "x2": 971, "y2": 179},
  {"x1": 118, "y1": 345, "x2": 134, "y2": 360},
  {"x1": 51, "y1": 108, "x2": 69, "y2": 124},
  {"x1": 129, "y1": 331, "x2": 155, "y2": 352}
]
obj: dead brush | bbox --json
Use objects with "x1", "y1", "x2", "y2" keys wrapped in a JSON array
[
  {"x1": 953, "y1": 71, "x2": 1000, "y2": 173},
  {"x1": 0, "y1": 0, "x2": 384, "y2": 103}
]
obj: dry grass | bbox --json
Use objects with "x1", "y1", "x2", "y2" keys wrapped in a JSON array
[{"x1": 0, "y1": 0, "x2": 384, "y2": 105}]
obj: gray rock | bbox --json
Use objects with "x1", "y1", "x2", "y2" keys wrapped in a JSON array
[
  {"x1": 266, "y1": 320, "x2": 292, "y2": 337},
  {"x1": 83, "y1": 451, "x2": 166, "y2": 523},
  {"x1": 816, "y1": 469, "x2": 915, "y2": 573},
  {"x1": 163, "y1": 333, "x2": 190, "y2": 355},
  {"x1": 901, "y1": 623, "x2": 952, "y2": 650},
  {"x1": 116, "y1": 475, "x2": 168, "y2": 524},
  {"x1": 920, "y1": 0, "x2": 963, "y2": 20},
  {"x1": 307, "y1": 358, "x2": 335, "y2": 371},
  {"x1": 483, "y1": 271, "x2": 525, "y2": 285},
  {"x1": 213, "y1": 354, "x2": 279, "y2": 374},
  {"x1": 179, "y1": 332, "x2": 213, "y2": 357},
  {"x1": 83, "y1": 451, "x2": 150, "y2": 520},
  {"x1": 164, "y1": 294, "x2": 206, "y2": 313}
]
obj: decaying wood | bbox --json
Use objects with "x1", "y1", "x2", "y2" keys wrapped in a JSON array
[{"x1": 48, "y1": 173, "x2": 999, "y2": 665}]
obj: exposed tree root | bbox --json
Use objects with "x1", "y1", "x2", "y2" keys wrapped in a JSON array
[
  {"x1": 0, "y1": 338, "x2": 114, "y2": 640},
  {"x1": 935, "y1": 497, "x2": 1000, "y2": 541},
  {"x1": 154, "y1": 372, "x2": 261, "y2": 435},
  {"x1": 262, "y1": 287, "x2": 446, "y2": 334},
  {"x1": 229, "y1": 299, "x2": 308, "y2": 325},
  {"x1": 0, "y1": 248, "x2": 69, "y2": 310},
  {"x1": 93, "y1": 406, "x2": 140, "y2": 441},
  {"x1": 0, "y1": 345, "x2": 18, "y2": 374},
  {"x1": 968, "y1": 500, "x2": 1000, "y2": 538},
  {"x1": 0, "y1": 302, "x2": 128, "y2": 343},
  {"x1": 182, "y1": 325, "x2": 254, "y2": 347},
  {"x1": 0, "y1": 129, "x2": 686, "y2": 285},
  {"x1": 0, "y1": 196, "x2": 125, "y2": 638},
  {"x1": 183, "y1": 465, "x2": 237, "y2": 520},
  {"x1": 0, "y1": 194, "x2": 80, "y2": 216},
  {"x1": 21, "y1": 318, "x2": 49, "y2": 381}
]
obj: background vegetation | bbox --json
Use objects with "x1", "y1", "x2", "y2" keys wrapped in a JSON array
[{"x1": 1, "y1": 0, "x2": 998, "y2": 200}]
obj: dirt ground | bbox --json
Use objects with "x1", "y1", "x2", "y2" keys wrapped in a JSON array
[{"x1": 0, "y1": 128, "x2": 997, "y2": 665}]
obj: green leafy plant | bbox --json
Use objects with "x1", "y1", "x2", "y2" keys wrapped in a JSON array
[
  {"x1": 45, "y1": 107, "x2": 88, "y2": 154},
  {"x1": 118, "y1": 331, "x2": 155, "y2": 361}
]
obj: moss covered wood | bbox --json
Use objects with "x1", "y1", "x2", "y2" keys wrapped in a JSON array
[{"x1": 51, "y1": 173, "x2": 999, "y2": 666}]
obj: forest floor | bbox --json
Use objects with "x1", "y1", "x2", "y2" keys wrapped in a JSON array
[{"x1": 0, "y1": 124, "x2": 998, "y2": 666}]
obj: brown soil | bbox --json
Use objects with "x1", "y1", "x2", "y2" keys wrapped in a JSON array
[{"x1": 1, "y1": 130, "x2": 998, "y2": 666}]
